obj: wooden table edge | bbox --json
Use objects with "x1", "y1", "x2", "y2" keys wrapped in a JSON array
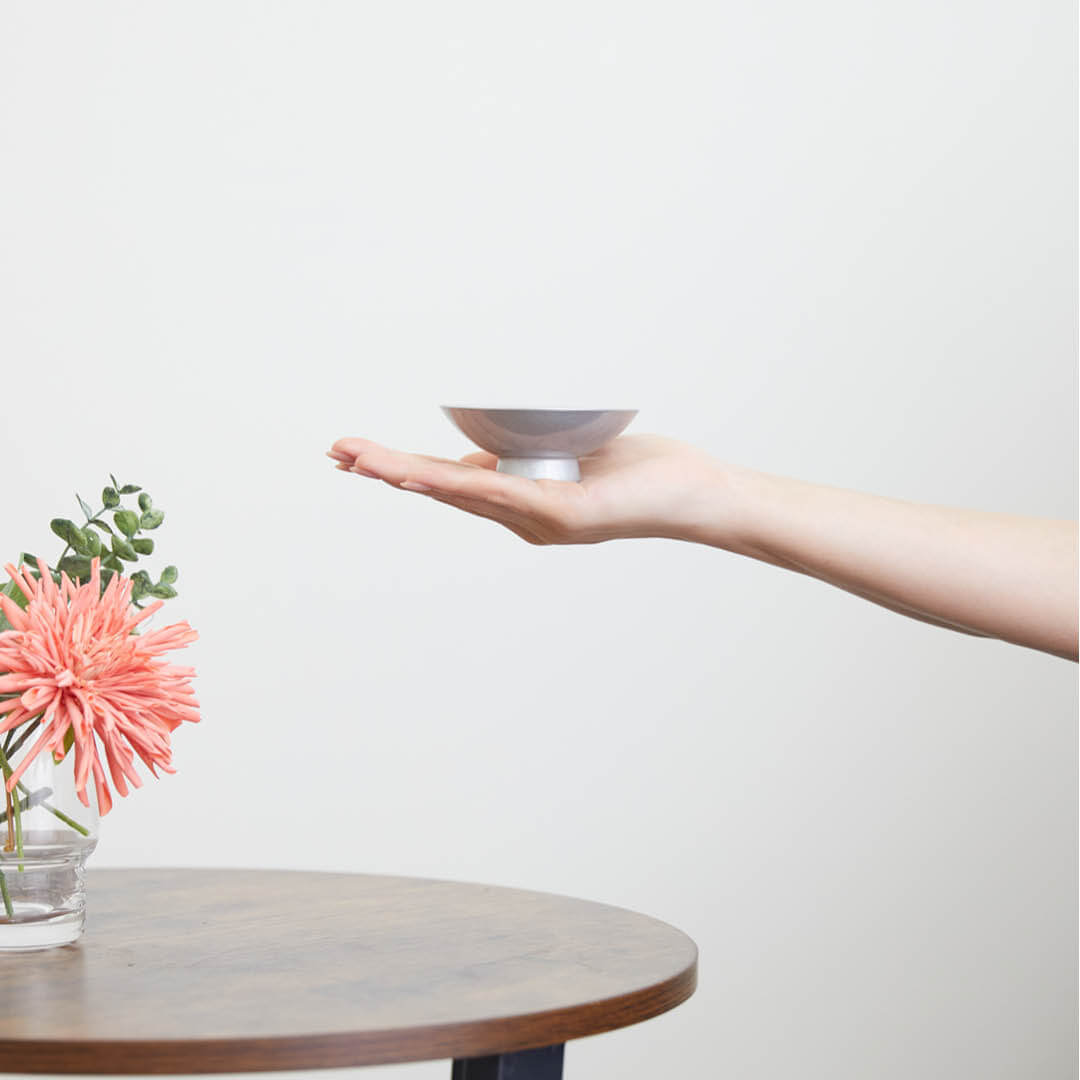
[{"x1": 0, "y1": 958, "x2": 697, "y2": 1074}]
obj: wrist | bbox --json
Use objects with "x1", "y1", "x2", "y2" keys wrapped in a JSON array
[{"x1": 671, "y1": 461, "x2": 771, "y2": 554}]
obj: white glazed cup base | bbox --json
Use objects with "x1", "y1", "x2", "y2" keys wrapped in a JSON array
[{"x1": 496, "y1": 457, "x2": 581, "y2": 482}]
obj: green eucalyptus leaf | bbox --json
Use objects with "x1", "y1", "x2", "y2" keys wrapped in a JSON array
[
  {"x1": 111, "y1": 535, "x2": 137, "y2": 561},
  {"x1": 102, "y1": 486, "x2": 120, "y2": 508},
  {"x1": 103, "y1": 554, "x2": 123, "y2": 572},
  {"x1": 132, "y1": 538, "x2": 154, "y2": 555},
  {"x1": 140, "y1": 509, "x2": 165, "y2": 530},
  {"x1": 160, "y1": 565, "x2": 178, "y2": 585},
  {"x1": 84, "y1": 531, "x2": 103, "y2": 557},
  {"x1": 120, "y1": 484, "x2": 142, "y2": 494},
  {"x1": 130, "y1": 572, "x2": 153, "y2": 601},
  {"x1": 99, "y1": 568, "x2": 116, "y2": 591},
  {"x1": 109, "y1": 473, "x2": 119, "y2": 490},
  {"x1": 77, "y1": 494, "x2": 95, "y2": 521},
  {"x1": 88, "y1": 518, "x2": 115, "y2": 536},
  {"x1": 50, "y1": 518, "x2": 83, "y2": 546},
  {"x1": 137, "y1": 493, "x2": 152, "y2": 511},
  {"x1": 18, "y1": 552, "x2": 39, "y2": 568},
  {"x1": 62, "y1": 727, "x2": 75, "y2": 757},
  {"x1": 149, "y1": 584, "x2": 178, "y2": 599},
  {"x1": 113, "y1": 510, "x2": 140, "y2": 538},
  {"x1": 57, "y1": 555, "x2": 93, "y2": 581},
  {"x1": 69, "y1": 528, "x2": 95, "y2": 556}
]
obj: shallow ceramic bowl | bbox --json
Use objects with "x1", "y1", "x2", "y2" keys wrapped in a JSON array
[{"x1": 441, "y1": 407, "x2": 638, "y2": 482}]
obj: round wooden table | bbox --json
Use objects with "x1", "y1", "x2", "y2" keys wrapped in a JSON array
[{"x1": 0, "y1": 869, "x2": 698, "y2": 1077}]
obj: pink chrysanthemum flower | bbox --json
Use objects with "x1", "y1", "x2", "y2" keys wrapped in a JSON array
[{"x1": 0, "y1": 558, "x2": 199, "y2": 815}]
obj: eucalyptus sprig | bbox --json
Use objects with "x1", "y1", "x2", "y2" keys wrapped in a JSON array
[{"x1": 0, "y1": 475, "x2": 179, "y2": 629}]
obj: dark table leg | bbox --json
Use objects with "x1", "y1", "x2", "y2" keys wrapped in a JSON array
[{"x1": 451, "y1": 1043, "x2": 565, "y2": 1079}]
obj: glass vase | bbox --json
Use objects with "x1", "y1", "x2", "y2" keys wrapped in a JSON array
[{"x1": 0, "y1": 736, "x2": 99, "y2": 950}]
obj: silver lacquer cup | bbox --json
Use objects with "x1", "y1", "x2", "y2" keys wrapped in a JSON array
[{"x1": 441, "y1": 407, "x2": 638, "y2": 482}]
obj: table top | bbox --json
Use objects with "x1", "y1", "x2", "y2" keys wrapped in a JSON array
[{"x1": 0, "y1": 869, "x2": 698, "y2": 1074}]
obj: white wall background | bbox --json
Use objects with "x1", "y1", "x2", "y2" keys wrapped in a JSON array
[{"x1": 1, "y1": 2, "x2": 1076, "y2": 1078}]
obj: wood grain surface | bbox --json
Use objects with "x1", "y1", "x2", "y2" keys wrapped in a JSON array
[{"x1": 0, "y1": 869, "x2": 698, "y2": 1074}]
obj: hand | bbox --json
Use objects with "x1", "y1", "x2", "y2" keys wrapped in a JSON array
[{"x1": 327, "y1": 435, "x2": 732, "y2": 546}]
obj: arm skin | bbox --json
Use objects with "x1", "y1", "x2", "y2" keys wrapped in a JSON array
[{"x1": 328, "y1": 434, "x2": 1079, "y2": 661}]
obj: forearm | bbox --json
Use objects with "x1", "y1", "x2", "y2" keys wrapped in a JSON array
[{"x1": 694, "y1": 467, "x2": 1079, "y2": 659}]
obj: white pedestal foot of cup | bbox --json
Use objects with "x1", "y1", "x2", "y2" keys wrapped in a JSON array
[{"x1": 496, "y1": 457, "x2": 580, "y2": 482}]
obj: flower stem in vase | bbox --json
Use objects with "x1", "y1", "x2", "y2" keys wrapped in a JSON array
[
  {"x1": 0, "y1": 746, "x2": 24, "y2": 870},
  {"x1": 2, "y1": 788, "x2": 12, "y2": 852},
  {"x1": 0, "y1": 869, "x2": 11, "y2": 919},
  {"x1": 11, "y1": 782, "x2": 23, "y2": 871},
  {"x1": 0, "y1": 786, "x2": 53, "y2": 824},
  {"x1": 4, "y1": 719, "x2": 40, "y2": 762},
  {"x1": 16, "y1": 783, "x2": 89, "y2": 837}
]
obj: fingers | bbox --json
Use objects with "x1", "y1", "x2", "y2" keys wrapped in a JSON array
[
  {"x1": 329, "y1": 439, "x2": 497, "y2": 474},
  {"x1": 335, "y1": 441, "x2": 546, "y2": 511},
  {"x1": 329, "y1": 437, "x2": 384, "y2": 461},
  {"x1": 326, "y1": 437, "x2": 581, "y2": 542}
]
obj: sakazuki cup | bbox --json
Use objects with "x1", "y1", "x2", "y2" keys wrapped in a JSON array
[{"x1": 441, "y1": 407, "x2": 638, "y2": 482}]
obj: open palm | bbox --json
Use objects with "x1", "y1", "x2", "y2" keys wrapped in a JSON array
[{"x1": 328, "y1": 434, "x2": 725, "y2": 545}]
